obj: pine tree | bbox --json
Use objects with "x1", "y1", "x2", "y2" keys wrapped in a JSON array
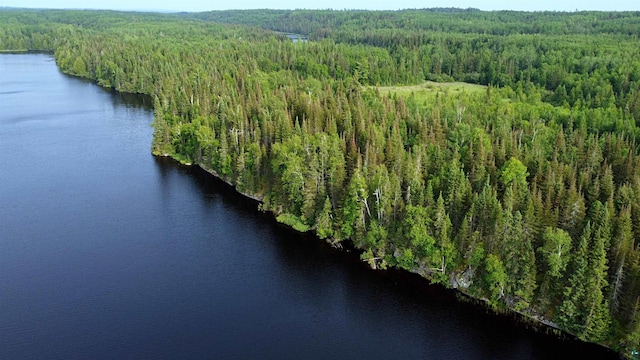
[
  {"x1": 432, "y1": 194, "x2": 457, "y2": 284},
  {"x1": 537, "y1": 227, "x2": 572, "y2": 307},
  {"x1": 556, "y1": 222, "x2": 591, "y2": 334},
  {"x1": 315, "y1": 196, "x2": 334, "y2": 240},
  {"x1": 499, "y1": 207, "x2": 537, "y2": 311},
  {"x1": 485, "y1": 254, "x2": 508, "y2": 308},
  {"x1": 340, "y1": 169, "x2": 368, "y2": 241},
  {"x1": 582, "y1": 201, "x2": 612, "y2": 342}
]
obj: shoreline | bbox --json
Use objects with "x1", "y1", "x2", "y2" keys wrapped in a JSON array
[
  {"x1": 158, "y1": 153, "x2": 619, "y2": 357},
  {"x1": 0, "y1": 49, "x2": 54, "y2": 54},
  {"x1": 49, "y1": 51, "x2": 621, "y2": 358}
]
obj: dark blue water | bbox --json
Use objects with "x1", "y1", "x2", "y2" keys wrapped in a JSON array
[{"x1": 0, "y1": 54, "x2": 617, "y2": 359}]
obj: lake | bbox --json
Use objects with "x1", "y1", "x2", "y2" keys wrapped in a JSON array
[{"x1": 0, "y1": 53, "x2": 617, "y2": 359}]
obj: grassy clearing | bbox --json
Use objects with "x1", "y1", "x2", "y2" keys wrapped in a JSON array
[{"x1": 373, "y1": 81, "x2": 486, "y2": 102}]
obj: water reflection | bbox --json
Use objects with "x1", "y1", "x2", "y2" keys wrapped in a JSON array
[{"x1": 156, "y1": 157, "x2": 618, "y2": 359}]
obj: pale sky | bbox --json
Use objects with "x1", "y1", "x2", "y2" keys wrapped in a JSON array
[{"x1": 0, "y1": 0, "x2": 638, "y2": 12}]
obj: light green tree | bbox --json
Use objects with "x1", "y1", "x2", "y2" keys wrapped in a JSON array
[{"x1": 485, "y1": 254, "x2": 508, "y2": 308}]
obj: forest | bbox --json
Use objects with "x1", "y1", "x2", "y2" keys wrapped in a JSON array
[{"x1": 1, "y1": 7, "x2": 640, "y2": 357}]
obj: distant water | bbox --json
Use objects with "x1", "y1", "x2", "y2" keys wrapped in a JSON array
[{"x1": 0, "y1": 53, "x2": 617, "y2": 359}]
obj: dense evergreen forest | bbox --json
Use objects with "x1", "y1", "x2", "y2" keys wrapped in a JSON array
[{"x1": 2, "y1": 7, "x2": 640, "y2": 356}]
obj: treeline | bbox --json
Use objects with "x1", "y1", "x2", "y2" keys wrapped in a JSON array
[
  {"x1": 192, "y1": 9, "x2": 640, "y2": 37},
  {"x1": 195, "y1": 9, "x2": 640, "y2": 115},
  {"x1": 2, "y1": 8, "x2": 640, "y2": 356}
]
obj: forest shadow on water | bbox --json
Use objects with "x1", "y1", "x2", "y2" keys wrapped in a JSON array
[{"x1": 155, "y1": 156, "x2": 620, "y2": 360}]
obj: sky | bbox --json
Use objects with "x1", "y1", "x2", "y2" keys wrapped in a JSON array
[{"x1": 0, "y1": 1, "x2": 638, "y2": 12}]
